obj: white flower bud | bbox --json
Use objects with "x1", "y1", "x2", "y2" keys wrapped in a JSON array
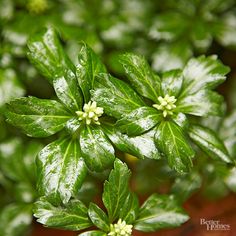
[
  {"x1": 76, "y1": 101, "x2": 104, "y2": 125},
  {"x1": 108, "y1": 219, "x2": 133, "y2": 236},
  {"x1": 153, "y1": 94, "x2": 177, "y2": 117}
]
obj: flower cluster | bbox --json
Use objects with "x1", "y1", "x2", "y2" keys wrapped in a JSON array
[
  {"x1": 76, "y1": 101, "x2": 104, "y2": 125},
  {"x1": 108, "y1": 219, "x2": 133, "y2": 236},
  {"x1": 153, "y1": 94, "x2": 177, "y2": 117}
]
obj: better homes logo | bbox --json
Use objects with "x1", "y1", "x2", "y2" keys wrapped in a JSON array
[{"x1": 200, "y1": 219, "x2": 230, "y2": 231}]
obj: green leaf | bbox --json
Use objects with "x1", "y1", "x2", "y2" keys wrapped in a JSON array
[
  {"x1": 181, "y1": 56, "x2": 229, "y2": 94},
  {"x1": 88, "y1": 203, "x2": 110, "y2": 232},
  {"x1": 175, "y1": 55, "x2": 229, "y2": 116},
  {"x1": 176, "y1": 56, "x2": 229, "y2": 116},
  {"x1": 171, "y1": 172, "x2": 202, "y2": 203},
  {"x1": 0, "y1": 69, "x2": 25, "y2": 108},
  {"x1": 176, "y1": 90, "x2": 225, "y2": 116},
  {"x1": 27, "y1": 27, "x2": 74, "y2": 83},
  {"x1": 37, "y1": 137, "x2": 87, "y2": 204},
  {"x1": 80, "y1": 125, "x2": 115, "y2": 171},
  {"x1": 102, "y1": 159, "x2": 131, "y2": 222},
  {"x1": 91, "y1": 73, "x2": 145, "y2": 119},
  {"x1": 34, "y1": 197, "x2": 92, "y2": 231},
  {"x1": 5, "y1": 97, "x2": 72, "y2": 137},
  {"x1": 53, "y1": 69, "x2": 83, "y2": 113},
  {"x1": 172, "y1": 113, "x2": 189, "y2": 130},
  {"x1": 119, "y1": 192, "x2": 139, "y2": 224},
  {"x1": 76, "y1": 44, "x2": 106, "y2": 103},
  {"x1": 79, "y1": 231, "x2": 106, "y2": 236},
  {"x1": 116, "y1": 107, "x2": 162, "y2": 136},
  {"x1": 0, "y1": 204, "x2": 32, "y2": 236},
  {"x1": 161, "y1": 69, "x2": 183, "y2": 97},
  {"x1": 103, "y1": 125, "x2": 161, "y2": 160},
  {"x1": 65, "y1": 117, "x2": 82, "y2": 134},
  {"x1": 119, "y1": 53, "x2": 161, "y2": 102},
  {"x1": 155, "y1": 121, "x2": 195, "y2": 173},
  {"x1": 188, "y1": 124, "x2": 232, "y2": 163},
  {"x1": 134, "y1": 194, "x2": 189, "y2": 232}
]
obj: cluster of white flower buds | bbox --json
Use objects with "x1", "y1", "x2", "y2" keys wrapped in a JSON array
[
  {"x1": 76, "y1": 101, "x2": 104, "y2": 125},
  {"x1": 153, "y1": 94, "x2": 177, "y2": 117},
  {"x1": 108, "y1": 219, "x2": 133, "y2": 236}
]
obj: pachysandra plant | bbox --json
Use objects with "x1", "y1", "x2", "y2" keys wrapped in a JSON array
[
  {"x1": 5, "y1": 27, "x2": 115, "y2": 205},
  {"x1": 93, "y1": 53, "x2": 233, "y2": 172},
  {"x1": 3, "y1": 26, "x2": 235, "y2": 236},
  {"x1": 34, "y1": 159, "x2": 189, "y2": 235},
  {"x1": 4, "y1": 28, "x2": 158, "y2": 205}
]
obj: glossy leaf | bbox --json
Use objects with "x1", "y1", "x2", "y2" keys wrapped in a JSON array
[
  {"x1": 161, "y1": 69, "x2": 183, "y2": 97},
  {"x1": 88, "y1": 203, "x2": 110, "y2": 232},
  {"x1": 119, "y1": 53, "x2": 161, "y2": 103},
  {"x1": 155, "y1": 121, "x2": 195, "y2": 173},
  {"x1": 0, "y1": 69, "x2": 25, "y2": 108},
  {"x1": 119, "y1": 192, "x2": 139, "y2": 224},
  {"x1": 176, "y1": 90, "x2": 224, "y2": 116},
  {"x1": 0, "y1": 204, "x2": 32, "y2": 236},
  {"x1": 76, "y1": 44, "x2": 106, "y2": 102},
  {"x1": 102, "y1": 159, "x2": 131, "y2": 222},
  {"x1": 116, "y1": 107, "x2": 162, "y2": 136},
  {"x1": 176, "y1": 56, "x2": 229, "y2": 116},
  {"x1": 65, "y1": 117, "x2": 82, "y2": 134},
  {"x1": 27, "y1": 27, "x2": 74, "y2": 83},
  {"x1": 80, "y1": 125, "x2": 115, "y2": 171},
  {"x1": 181, "y1": 56, "x2": 229, "y2": 94},
  {"x1": 37, "y1": 137, "x2": 87, "y2": 204},
  {"x1": 6, "y1": 97, "x2": 72, "y2": 137},
  {"x1": 91, "y1": 73, "x2": 145, "y2": 119},
  {"x1": 34, "y1": 197, "x2": 92, "y2": 231},
  {"x1": 172, "y1": 113, "x2": 189, "y2": 130},
  {"x1": 188, "y1": 124, "x2": 232, "y2": 163},
  {"x1": 103, "y1": 125, "x2": 161, "y2": 160},
  {"x1": 134, "y1": 194, "x2": 189, "y2": 232},
  {"x1": 53, "y1": 69, "x2": 83, "y2": 112}
]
